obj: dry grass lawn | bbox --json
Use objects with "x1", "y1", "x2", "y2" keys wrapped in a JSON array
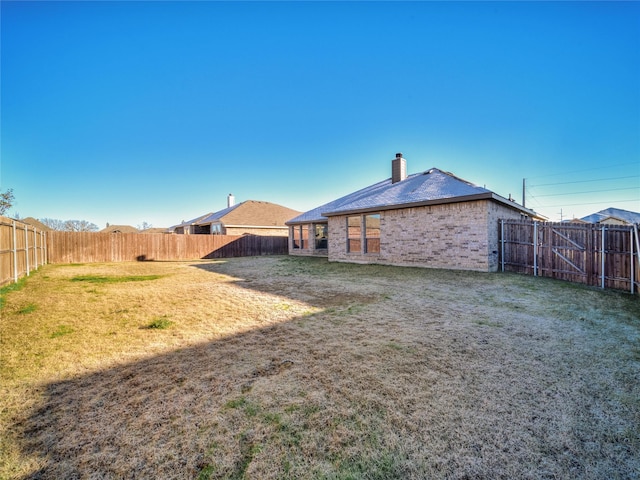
[{"x1": 1, "y1": 256, "x2": 639, "y2": 479}]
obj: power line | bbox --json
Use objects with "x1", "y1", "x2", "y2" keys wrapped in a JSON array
[
  {"x1": 534, "y1": 198, "x2": 640, "y2": 208},
  {"x1": 529, "y1": 175, "x2": 639, "y2": 188},
  {"x1": 523, "y1": 167, "x2": 639, "y2": 213},
  {"x1": 532, "y1": 186, "x2": 639, "y2": 198},
  {"x1": 524, "y1": 162, "x2": 640, "y2": 180}
]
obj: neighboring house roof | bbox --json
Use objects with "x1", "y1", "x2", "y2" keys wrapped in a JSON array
[
  {"x1": 196, "y1": 200, "x2": 301, "y2": 227},
  {"x1": 168, "y1": 212, "x2": 214, "y2": 231},
  {"x1": 567, "y1": 218, "x2": 589, "y2": 224},
  {"x1": 20, "y1": 217, "x2": 52, "y2": 231},
  {"x1": 140, "y1": 228, "x2": 168, "y2": 234},
  {"x1": 579, "y1": 207, "x2": 640, "y2": 225},
  {"x1": 100, "y1": 225, "x2": 139, "y2": 233},
  {"x1": 287, "y1": 167, "x2": 539, "y2": 224}
]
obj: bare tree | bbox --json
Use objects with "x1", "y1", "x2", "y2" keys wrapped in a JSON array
[
  {"x1": 39, "y1": 218, "x2": 99, "y2": 232},
  {"x1": 65, "y1": 220, "x2": 99, "y2": 232},
  {"x1": 0, "y1": 188, "x2": 15, "y2": 215},
  {"x1": 39, "y1": 218, "x2": 67, "y2": 231},
  {"x1": 137, "y1": 221, "x2": 153, "y2": 231}
]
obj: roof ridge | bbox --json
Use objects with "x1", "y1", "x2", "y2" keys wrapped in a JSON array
[
  {"x1": 287, "y1": 164, "x2": 530, "y2": 224},
  {"x1": 425, "y1": 167, "x2": 480, "y2": 189}
]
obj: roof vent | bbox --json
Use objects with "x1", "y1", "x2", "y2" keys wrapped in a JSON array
[{"x1": 392, "y1": 153, "x2": 407, "y2": 184}]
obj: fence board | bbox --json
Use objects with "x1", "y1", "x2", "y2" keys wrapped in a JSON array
[
  {"x1": 0, "y1": 216, "x2": 47, "y2": 286},
  {"x1": 46, "y1": 232, "x2": 288, "y2": 264},
  {"x1": 500, "y1": 220, "x2": 639, "y2": 293}
]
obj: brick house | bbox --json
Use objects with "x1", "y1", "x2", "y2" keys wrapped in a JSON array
[
  {"x1": 286, "y1": 153, "x2": 542, "y2": 272},
  {"x1": 170, "y1": 196, "x2": 300, "y2": 236}
]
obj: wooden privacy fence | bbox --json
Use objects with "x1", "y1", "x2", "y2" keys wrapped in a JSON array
[
  {"x1": 46, "y1": 232, "x2": 289, "y2": 264},
  {"x1": 0, "y1": 216, "x2": 47, "y2": 286},
  {"x1": 500, "y1": 220, "x2": 640, "y2": 293}
]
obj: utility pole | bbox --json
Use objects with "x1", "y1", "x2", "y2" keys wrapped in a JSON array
[
  {"x1": 522, "y1": 178, "x2": 526, "y2": 208},
  {"x1": 558, "y1": 208, "x2": 564, "y2": 222}
]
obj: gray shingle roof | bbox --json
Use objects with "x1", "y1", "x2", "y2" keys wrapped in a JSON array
[
  {"x1": 169, "y1": 212, "x2": 214, "y2": 230},
  {"x1": 287, "y1": 168, "x2": 533, "y2": 224},
  {"x1": 580, "y1": 207, "x2": 640, "y2": 224},
  {"x1": 197, "y1": 204, "x2": 242, "y2": 224}
]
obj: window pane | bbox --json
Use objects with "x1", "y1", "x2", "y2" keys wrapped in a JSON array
[
  {"x1": 365, "y1": 214, "x2": 380, "y2": 253},
  {"x1": 292, "y1": 226, "x2": 300, "y2": 248},
  {"x1": 301, "y1": 224, "x2": 309, "y2": 249},
  {"x1": 347, "y1": 216, "x2": 361, "y2": 253},
  {"x1": 315, "y1": 223, "x2": 328, "y2": 249}
]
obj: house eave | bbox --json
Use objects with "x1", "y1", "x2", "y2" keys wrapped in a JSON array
[
  {"x1": 194, "y1": 219, "x2": 288, "y2": 229},
  {"x1": 285, "y1": 217, "x2": 328, "y2": 226},
  {"x1": 223, "y1": 224, "x2": 289, "y2": 229},
  {"x1": 321, "y1": 193, "x2": 541, "y2": 218}
]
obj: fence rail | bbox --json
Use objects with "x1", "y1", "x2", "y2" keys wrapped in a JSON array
[
  {"x1": 500, "y1": 220, "x2": 640, "y2": 293},
  {"x1": 0, "y1": 216, "x2": 47, "y2": 286},
  {"x1": 46, "y1": 232, "x2": 288, "y2": 264}
]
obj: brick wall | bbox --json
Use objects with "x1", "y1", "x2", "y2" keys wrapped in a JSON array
[
  {"x1": 289, "y1": 248, "x2": 328, "y2": 258},
  {"x1": 328, "y1": 200, "x2": 525, "y2": 272}
]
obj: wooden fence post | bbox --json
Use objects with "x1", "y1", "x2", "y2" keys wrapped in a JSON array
[
  {"x1": 634, "y1": 225, "x2": 640, "y2": 294},
  {"x1": 12, "y1": 220, "x2": 18, "y2": 283},
  {"x1": 36, "y1": 229, "x2": 41, "y2": 268},
  {"x1": 585, "y1": 224, "x2": 593, "y2": 286},
  {"x1": 35, "y1": 227, "x2": 40, "y2": 269},
  {"x1": 631, "y1": 228, "x2": 634, "y2": 294},
  {"x1": 32, "y1": 227, "x2": 37, "y2": 269},
  {"x1": 547, "y1": 224, "x2": 553, "y2": 279},
  {"x1": 533, "y1": 221, "x2": 538, "y2": 276},
  {"x1": 601, "y1": 225, "x2": 606, "y2": 289},
  {"x1": 500, "y1": 220, "x2": 504, "y2": 272},
  {"x1": 24, "y1": 222, "x2": 30, "y2": 277}
]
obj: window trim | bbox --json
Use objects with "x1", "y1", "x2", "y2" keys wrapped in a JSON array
[
  {"x1": 292, "y1": 225, "x2": 302, "y2": 249},
  {"x1": 364, "y1": 213, "x2": 380, "y2": 254},
  {"x1": 292, "y1": 224, "x2": 310, "y2": 250},
  {"x1": 314, "y1": 223, "x2": 328, "y2": 250},
  {"x1": 346, "y1": 215, "x2": 362, "y2": 253},
  {"x1": 347, "y1": 213, "x2": 381, "y2": 254}
]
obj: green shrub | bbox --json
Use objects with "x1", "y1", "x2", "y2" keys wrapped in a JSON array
[{"x1": 145, "y1": 316, "x2": 174, "y2": 329}]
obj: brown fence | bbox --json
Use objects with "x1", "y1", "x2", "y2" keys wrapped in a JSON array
[
  {"x1": 0, "y1": 216, "x2": 48, "y2": 286},
  {"x1": 46, "y1": 232, "x2": 289, "y2": 264},
  {"x1": 500, "y1": 220, "x2": 640, "y2": 293}
]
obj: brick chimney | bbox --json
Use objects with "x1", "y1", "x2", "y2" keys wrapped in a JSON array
[{"x1": 392, "y1": 153, "x2": 407, "y2": 183}]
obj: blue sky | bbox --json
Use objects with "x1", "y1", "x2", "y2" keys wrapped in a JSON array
[{"x1": 2, "y1": 1, "x2": 638, "y2": 228}]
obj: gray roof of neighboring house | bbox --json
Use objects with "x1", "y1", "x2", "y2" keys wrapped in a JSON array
[
  {"x1": 287, "y1": 167, "x2": 538, "y2": 224},
  {"x1": 580, "y1": 207, "x2": 640, "y2": 224},
  {"x1": 168, "y1": 212, "x2": 213, "y2": 231},
  {"x1": 197, "y1": 204, "x2": 241, "y2": 224}
]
